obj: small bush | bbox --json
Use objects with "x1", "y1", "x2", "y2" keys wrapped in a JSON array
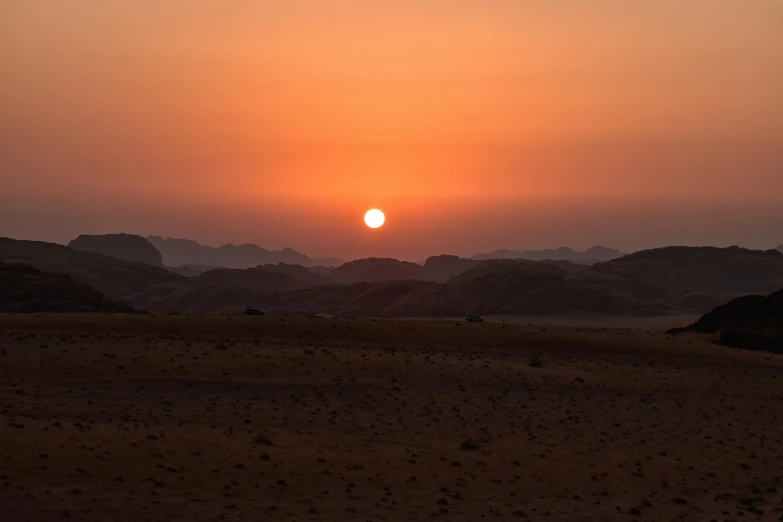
[
  {"x1": 529, "y1": 354, "x2": 543, "y2": 368},
  {"x1": 254, "y1": 435, "x2": 274, "y2": 446},
  {"x1": 460, "y1": 438, "x2": 480, "y2": 451}
]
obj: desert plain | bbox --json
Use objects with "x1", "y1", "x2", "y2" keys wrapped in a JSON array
[{"x1": 1, "y1": 314, "x2": 782, "y2": 521}]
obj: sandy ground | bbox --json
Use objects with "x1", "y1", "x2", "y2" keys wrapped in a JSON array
[
  {"x1": 1, "y1": 314, "x2": 782, "y2": 521},
  {"x1": 407, "y1": 313, "x2": 704, "y2": 329}
]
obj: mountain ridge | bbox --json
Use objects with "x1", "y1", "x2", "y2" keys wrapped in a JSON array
[
  {"x1": 0, "y1": 237, "x2": 183, "y2": 302},
  {"x1": 5, "y1": 237, "x2": 783, "y2": 318},
  {"x1": 146, "y1": 235, "x2": 343, "y2": 268},
  {"x1": 472, "y1": 245, "x2": 624, "y2": 263}
]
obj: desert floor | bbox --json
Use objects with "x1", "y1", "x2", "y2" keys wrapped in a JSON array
[{"x1": 1, "y1": 314, "x2": 782, "y2": 521}]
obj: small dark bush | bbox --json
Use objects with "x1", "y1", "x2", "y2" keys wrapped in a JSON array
[
  {"x1": 254, "y1": 435, "x2": 274, "y2": 446},
  {"x1": 460, "y1": 438, "x2": 480, "y2": 450}
]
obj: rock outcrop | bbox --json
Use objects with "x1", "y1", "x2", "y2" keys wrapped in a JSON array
[
  {"x1": 68, "y1": 234, "x2": 163, "y2": 266},
  {"x1": 0, "y1": 238, "x2": 183, "y2": 302},
  {"x1": 328, "y1": 258, "x2": 425, "y2": 285},
  {"x1": 668, "y1": 289, "x2": 783, "y2": 353},
  {"x1": 421, "y1": 255, "x2": 479, "y2": 282}
]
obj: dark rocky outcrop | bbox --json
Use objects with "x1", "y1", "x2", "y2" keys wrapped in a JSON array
[
  {"x1": 421, "y1": 255, "x2": 479, "y2": 282},
  {"x1": 145, "y1": 236, "x2": 219, "y2": 267},
  {"x1": 0, "y1": 238, "x2": 183, "y2": 302},
  {"x1": 669, "y1": 295, "x2": 767, "y2": 334},
  {"x1": 68, "y1": 233, "x2": 163, "y2": 266},
  {"x1": 0, "y1": 261, "x2": 135, "y2": 313},
  {"x1": 668, "y1": 289, "x2": 783, "y2": 353},
  {"x1": 328, "y1": 258, "x2": 425, "y2": 285},
  {"x1": 579, "y1": 246, "x2": 783, "y2": 312},
  {"x1": 446, "y1": 259, "x2": 648, "y2": 315}
]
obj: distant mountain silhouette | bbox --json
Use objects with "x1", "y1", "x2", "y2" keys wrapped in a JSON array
[
  {"x1": 146, "y1": 236, "x2": 343, "y2": 269},
  {"x1": 444, "y1": 259, "x2": 650, "y2": 315},
  {"x1": 68, "y1": 233, "x2": 164, "y2": 266},
  {"x1": 0, "y1": 261, "x2": 135, "y2": 313},
  {"x1": 777, "y1": 244, "x2": 783, "y2": 253},
  {"x1": 0, "y1": 238, "x2": 183, "y2": 302},
  {"x1": 472, "y1": 245, "x2": 624, "y2": 264},
  {"x1": 261, "y1": 247, "x2": 783, "y2": 317},
  {"x1": 421, "y1": 255, "x2": 480, "y2": 282},
  {"x1": 262, "y1": 260, "x2": 638, "y2": 317},
  {"x1": 255, "y1": 263, "x2": 334, "y2": 286},
  {"x1": 329, "y1": 258, "x2": 425, "y2": 284},
  {"x1": 7, "y1": 238, "x2": 783, "y2": 318},
  {"x1": 323, "y1": 256, "x2": 479, "y2": 285},
  {"x1": 669, "y1": 289, "x2": 783, "y2": 353}
]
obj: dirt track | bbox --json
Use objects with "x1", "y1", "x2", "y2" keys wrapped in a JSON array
[{"x1": 1, "y1": 314, "x2": 782, "y2": 521}]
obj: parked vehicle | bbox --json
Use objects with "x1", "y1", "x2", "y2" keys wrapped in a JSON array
[
  {"x1": 465, "y1": 315, "x2": 484, "y2": 322},
  {"x1": 245, "y1": 307, "x2": 265, "y2": 316}
]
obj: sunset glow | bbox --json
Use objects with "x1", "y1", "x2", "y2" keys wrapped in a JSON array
[{"x1": 1, "y1": 1, "x2": 782, "y2": 260}]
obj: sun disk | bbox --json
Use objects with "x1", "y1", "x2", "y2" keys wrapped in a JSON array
[{"x1": 364, "y1": 209, "x2": 385, "y2": 228}]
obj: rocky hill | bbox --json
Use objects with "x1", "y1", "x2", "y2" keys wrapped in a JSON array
[
  {"x1": 445, "y1": 259, "x2": 650, "y2": 315},
  {"x1": 669, "y1": 289, "x2": 783, "y2": 353},
  {"x1": 580, "y1": 246, "x2": 783, "y2": 312},
  {"x1": 260, "y1": 259, "x2": 647, "y2": 318},
  {"x1": 0, "y1": 238, "x2": 183, "y2": 302},
  {"x1": 421, "y1": 255, "x2": 479, "y2": 282},
  {"x1": 68, "y1": 233, "x2": 164, "y2": 266},
  {"x1": 0, "y1": 261, "x2": 135, "y2": 313},
  {"x1": 328, "y1": 258, "x2": 425, "y2": 284}
]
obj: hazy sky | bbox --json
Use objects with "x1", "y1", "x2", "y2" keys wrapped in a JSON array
[{"x1": 2, "y1": 1, "x2": 782, "y2": 260}]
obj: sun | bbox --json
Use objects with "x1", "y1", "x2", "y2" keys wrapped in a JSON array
[{"x1": 364, "y1": 209, "x2": 385, "y2": 228}]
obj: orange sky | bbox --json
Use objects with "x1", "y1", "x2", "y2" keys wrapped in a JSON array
[{"x1": 1, "y1": 1, "x2": 782, "y2": 260}]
